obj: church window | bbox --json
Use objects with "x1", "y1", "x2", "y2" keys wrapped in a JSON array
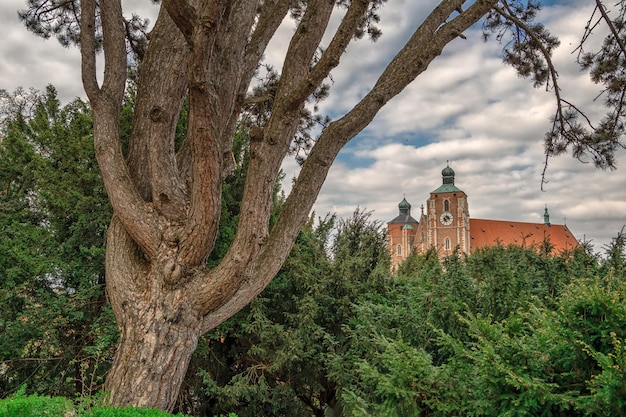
[
  {"x1": 444, "y1": 199, "x2": 450, "y2": 212},
  {"x1": 421, "y1": 232, "x2": 425, "y2": 242},
  {"x1": 397, "y1": 245, "x2": 402, "y2": 256},
  {"x1": 444, "y1": 238, "x2": 451, "y2": 250}
]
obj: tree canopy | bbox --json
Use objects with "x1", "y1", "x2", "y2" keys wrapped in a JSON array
[
  {"x1": 10, "y1": 0, "x2": 626, "y2": 411},
  {"x1": 1, "y1": 89, "x2": 625, "y2": 415}
]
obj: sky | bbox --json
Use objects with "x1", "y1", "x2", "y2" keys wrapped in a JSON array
[{"x1": 1, "y1": 0, "x2": 625, "y2": 254}]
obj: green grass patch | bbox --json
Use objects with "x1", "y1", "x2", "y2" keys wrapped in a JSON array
[
  {"x1": 0, "y1": 391, "x2": 73, "y2": 417},
  {"x1": 0, "y1": 388, "x2": 198, "y2": 417}
]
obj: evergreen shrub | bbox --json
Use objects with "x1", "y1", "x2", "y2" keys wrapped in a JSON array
[
  {"x1": 0, "y1": 388, "x2": 73, "y2": 417},
  {"x1": 0, "y1": 389, "x2": 205, "y2": 417}
]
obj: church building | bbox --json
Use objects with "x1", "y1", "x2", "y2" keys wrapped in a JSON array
[{"x1": 388, "y1": 164, "x2": 579, "y2": 269}]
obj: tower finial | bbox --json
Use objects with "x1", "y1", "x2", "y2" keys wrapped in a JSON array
[{"x1": 544, "y1": 204, "x2": 551, "y2": 227}]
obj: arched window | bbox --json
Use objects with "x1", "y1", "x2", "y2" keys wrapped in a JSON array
[
  {"x1": 397, "y1": 244, "x2": 402, "y2": 256},
  {"x1": 421, "y1": 232, "x2": 425, "y2": 242},
  {"x1": 444, "y1": 238, "x2": 451, "y2": 250},
  {"x1": 444, "y1": 199, "x2": 450, "y2": 212}
]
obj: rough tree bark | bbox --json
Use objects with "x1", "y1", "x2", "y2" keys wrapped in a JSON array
[{"x1": 76, "y1": 0, "x2": 498, "y2": 411}]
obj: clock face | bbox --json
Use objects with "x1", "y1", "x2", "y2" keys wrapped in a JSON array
[{"x1": 440, "y1": 212, "x2": 454, "y2": 226}]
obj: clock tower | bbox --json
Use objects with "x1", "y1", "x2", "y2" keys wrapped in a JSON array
[
  {"x1": 424, "y1": 164, "x2": 470, "y2": 255},
  {"x1": 391, "y1": 163, "x2": 578, "y2": 263}
]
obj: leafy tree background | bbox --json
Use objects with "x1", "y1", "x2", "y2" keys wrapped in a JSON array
[
  {"x1": 1, "y1": 85, "x2": 625, "y2": 415},
  {"x1": 6, "y1": 0, "x2": 626, "y2": 411},
  {"x1": 0, "y1": 86, "x2": 114, "y2": 397}
]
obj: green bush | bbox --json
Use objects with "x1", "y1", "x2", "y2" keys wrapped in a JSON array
[
  {"x1": 83, "y1": 407, "x2": 188, "y2": 417},
  {"x1": 0, "y1": 389, "x2": 73, "y2": 417},
  {"x1": 0, "y1": 390, "x2": 197, "y2": 417}
]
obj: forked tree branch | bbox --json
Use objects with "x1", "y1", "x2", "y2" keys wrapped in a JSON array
[
  {"x1": 125, "y1": 8, "x2": 189, "y2": 221},
  {"x1": 201, "y1": 0, "x2": 338, "y2": 287},
  {"x1": 81, "y1": 0, "x2": 163, "y2": 258},
  {"x1": 288, "y1": 0, "x2": 370, "y2": 107},
  {"x1": 199, "y1": 0, "x2": 500, "y2": 332},
  {"x1": 79, "y1": 0, "x2": 99, "y2": 100}
]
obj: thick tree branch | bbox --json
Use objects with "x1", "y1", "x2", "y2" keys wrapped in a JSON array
[
  {"x1": 280, "y1": 0, "x2": 336, "y2": 109},
  {"x1": 79, "y1": 0, "x2": 99, "y2": 101},
  {"x1": 290, "y1": 0, "x2": 370, "y2": 106},
  {"x1": 178, "y1": 1, "x2": 232, "y2": 265},
  {"x1": 126, "y1": 8, "x2": 189, "y2": 220},
  {"x1": 215, "y1": 0, "x2": 336, "y2": 265},
  {"x1": 225, "y1": 0, "x2": 292, "y2": 167},
  {"x1": 241, "y1": 0, "x2": 292, "y2": 89},
  {"x1": 178, "y1": 2, "x2": 267, "y2": 267},
  {"x1": 83, "y1": 0, "x2": 163, "y2": 258},
  {"x1": 162, "y1": 0, "x2": 196, "y2": 43},
  {"x1": 209, "y1": 1, "x2": 259, "y2": 158},
  {"x1": 199, "y1": 0, "x2": 499, "y2": 332},
  {"x1": 99, "y1": 0, "x2": 126, "y2": 103}
]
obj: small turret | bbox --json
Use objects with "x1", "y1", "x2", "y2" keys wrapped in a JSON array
[
  {"x1": 388, "y1": 196, "x2": 418, "y2": 225},
  {"x1": 398, "y1": 197, "x2": 411, "y2": 216},
  {"x1": 544, "y1": 205, "x2": 551, "y2": 227},
  {"x1": 442, "y1": 163, "x2": 455, "y2": 185},
  {"x1": 431, "y1": 162, "x2": 462, "y2": 193}
]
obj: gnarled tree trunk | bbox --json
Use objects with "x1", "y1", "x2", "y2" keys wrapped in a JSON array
[{"x1": 103, "y1": 218, "x2": 202, "y2": 410}]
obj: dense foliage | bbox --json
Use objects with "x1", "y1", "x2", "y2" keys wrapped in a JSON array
[
  {"x1": 1, "y1": 87, "x2": 625, "y2": 415},
  {"x1": 0, "y1": 387, "x2": 194, "y2": 417},
  {"x1": 0, "y1": 86, "x2": 115, "y2": 397},
  {"x1": 196, "y1": 226, "x2": 625, "y2": 417}
]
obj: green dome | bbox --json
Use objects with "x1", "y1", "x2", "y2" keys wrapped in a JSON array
[
  {"x1": 398, "y1": 197, "x2": 411, "y2": 209},
  {"x1": 442, "y1": 165, "x2": 455, "y2": 177},
  {"x1": 431, "y1": 163, "x2": 462, "y2": 193}
]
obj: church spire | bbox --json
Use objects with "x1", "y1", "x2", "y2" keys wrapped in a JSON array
[
  {"x1": 442, "y1": 161, "x2": 455, "y2": 185},
  {"x1": 544, "y1": 204, "x2": 551, "y2": 227},
  {"x1": 431, "y1": 162, "x2": 462, "y2": 193},
  {"x1": 398, "y1": 196, "x2": 411, "y2": 216}
]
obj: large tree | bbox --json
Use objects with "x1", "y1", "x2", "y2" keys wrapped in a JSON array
[{"x1": 16, "y1": 0, "x2": 625, "y2": 411}]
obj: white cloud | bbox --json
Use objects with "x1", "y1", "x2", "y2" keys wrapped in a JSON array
[{"x1": 298, "y1": 0, "x2": 626, "y2": 253}]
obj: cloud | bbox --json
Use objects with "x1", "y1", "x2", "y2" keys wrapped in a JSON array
[
  {"x1": 1, "y1": 0, "x2": 623, "y2": 252},
  {"x1": 297, "y1": 0, "x2": 625, "y2": 253}
]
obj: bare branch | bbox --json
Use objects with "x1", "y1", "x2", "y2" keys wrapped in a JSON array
[
  {"x1": 99, "y1": 0, "x2": 126, "y2": 102},
  {"x1": 289, "y1": 0, "x2": 371, "y2": 105},
  {"x1": 84, "y1": 0, "x2": 164, "y2": 258},
  {"x1": 596, "y1": 0, "x2": 626, "y2": 59},
  {"x1": 79, "y1": 0, "x2": 99, "y2": 101},
  {"x1": 279, "y1": 0, "x2": 336, "y2": 109},
  {"x1": 242, "y1": 0, "x2": 292, "y2": 88}
]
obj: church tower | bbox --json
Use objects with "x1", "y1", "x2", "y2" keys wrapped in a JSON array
[
  {"x1": 388, "y1": 164, "x2": 578, "y2": 263},
  {"x1": 387, "y1": 197, "x2": 418, "y2": 269},
  {"x1": 423, "y1": 164, "x2": 470, "y2": 256}
]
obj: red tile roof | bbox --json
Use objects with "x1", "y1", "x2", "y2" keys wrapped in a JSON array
[{"x1": 469, "y1": 218, "x2": 579, "y2": 254}]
